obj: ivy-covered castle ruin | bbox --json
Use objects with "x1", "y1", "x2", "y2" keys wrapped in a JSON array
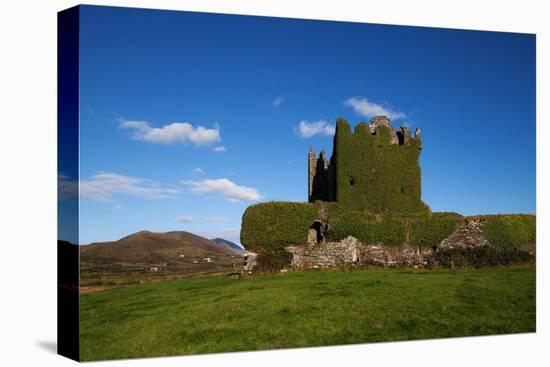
[
  {"x1": 307, "y1": 116, "x2": 428, "y2": 214},
  {"x1": 240, "y1": 116, "x2": 535, "y2": 273}
]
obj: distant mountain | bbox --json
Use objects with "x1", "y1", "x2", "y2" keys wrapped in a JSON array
[
  {"x1": 81, "y1": 230, "x2": 240, "y2": 263},
  {"x1": 211, "y1": 238, "x2": 244, "y2": 255}
]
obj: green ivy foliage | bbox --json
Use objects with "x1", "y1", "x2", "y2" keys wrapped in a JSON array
[
  {"x1": 430, "y1": 247, "x2": 533, "y2": 267},
  {"x1": 408, "y1": 212, "x2": 463, "y2": 247},
  {"x1": 333, "y1": 118, "x2": 430, "y2": 214},
  {"x1": 241, "y1": 203, "x2": 537, "y2": 254},
  {"x1": 240, "y1": 201, "x2": 463, "y2": 251},
  {"x1": 254, "y1": 248, "x2": 294, "y2": 273},
  {"x1": 480, "y1": 214, "x2": 536, "y2": 249},
  {"x1": 326, "y1": 204, "x2": 461, "y2": 247},
  {"x1": 324, "y1": 203, "x2": 405, "y2": 246},
  {"x1": 240, "y1": 201, "x2": 318, "y2": 251}
]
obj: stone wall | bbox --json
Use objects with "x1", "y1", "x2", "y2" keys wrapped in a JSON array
[
  {"x1": 242, "y1": 251, "x2": 258, "y2": 274},
  {"x1": 286, "y1": 219, "x2": 498, "y2": 269},
  {"x1": 287, "y1": 236, "x2": 433, "y2": 269},
  {"x1": 439, "y1": 219, "x2": 490, "y2": 249},
  {"x1": 244, "y1": 219, "x2": 533, "y2": 273}
]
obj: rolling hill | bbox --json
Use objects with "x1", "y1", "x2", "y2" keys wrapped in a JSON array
[
  {"x1": 80, "y1": 230, "x2": 243, "y2": 287},
  {"x1": 211, "y1": 238, "x2": 244, "y2": 255},
  {"x1": 81, "y1": 230, "x2": 238, "y2": 262}
]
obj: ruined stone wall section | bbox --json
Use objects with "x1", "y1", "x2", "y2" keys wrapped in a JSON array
[
  {"x1": 242, "y1": 219, "x2": 535, "y2": 273},
  {"x1": 439, "y1": 219, "x2": 490, "y2": 249},
  {"x1": 286, "y1": 219, "x2": 501, "y2": 270},
  {"x1": 308, "y1": 149, "x2": 335, "y2": 202},
  {"x1": 287, "y1": 237, "x2": 432, "y2": 269},
  {"x1": 362, "y1": 116, "x2": 419, "y2": 145},
  {"x1": 308, "y1": 148, "x2": 316, "y2": 201}
]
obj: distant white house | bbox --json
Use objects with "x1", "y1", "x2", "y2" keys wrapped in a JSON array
[
  {"x1": 150, "y1": 267, "x2": 158, "y2": 272},
  {"x1": 192, "y1": 260, "x2": 198, "y2": 264},
  {"x1": 179, "y1": 254, "x2": 185, "y2": 258},
  {"x1": 203, "y1": 257, "x2": 212, "y2": 263}
]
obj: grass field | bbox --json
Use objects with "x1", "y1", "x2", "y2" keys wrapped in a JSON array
[{"x1": 80, "y1": 266, "x2": 535, "y2": 361}]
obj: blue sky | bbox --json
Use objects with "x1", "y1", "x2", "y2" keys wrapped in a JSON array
[{"x1": 69, "y1": 5, "x2": 535, "y2": 245}]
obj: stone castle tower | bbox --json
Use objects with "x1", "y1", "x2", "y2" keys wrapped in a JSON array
[{"x1": 308, "y1": 116, "x2": 429, "y2": 214}]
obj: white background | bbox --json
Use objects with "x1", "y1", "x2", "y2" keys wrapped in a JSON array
[{"x1": 0, "y1": 0, "x2": 548, "y2": 365}]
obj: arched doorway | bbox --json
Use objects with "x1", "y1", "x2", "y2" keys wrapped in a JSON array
[{"x1": 308, "y1": 220, "x2": 323, "y2": 245}]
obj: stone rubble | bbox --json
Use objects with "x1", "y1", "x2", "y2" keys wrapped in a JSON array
[
  {"x1": 439, "y1": 219, "x2": 490, "y2": 250},
  {"x1": 243, "y1": 219, "x2": 534, "y2": 273},
  {"x1": 284, "y1": 219, "x2": 499, "y2": 270},
  {"x1": 287, "y1": 236, "x2": 434, "y2": 269}
]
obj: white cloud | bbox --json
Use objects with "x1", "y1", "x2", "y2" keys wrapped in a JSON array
[
  {"x1": 175, "y1": 215, "x2": 194, "y2": 223},
  {"x1": 119, "y1": 119, "x2": 221, "y2": 145},
  {"x1": 113, "y1": 204, "x2": 124, "y2": 210},
  {"x1": 273, "y1": 97, "x2": 284, "y2": 107},
  {"x1": 296, "y1": 120, "x2": 335, "y2": 138},
  {"x1": 58, "y1": 173, "x2": 78, "y2": 200},
  {"x1": 175, "y1": 215, "x2": 229, "y2": 223},
  {"x1": 182, "y1": 178, "x2": 261, "y2": 202},
  {"x1": 80, "y1": 172, "x2": 180, "y2": 201},
  {"x1": 213, "y1": 146, "x2": 227, "y2": 153},
  {"x1": 193, "y1": 168, "x2": 205, "y2": 175},
  {"x1": 343, "y1": 97, "x2": 406, "y2": 120}
]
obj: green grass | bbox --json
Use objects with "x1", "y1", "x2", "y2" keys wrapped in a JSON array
[{"x1": 80, "y1": 266, "x2": 535, "y2": 361}]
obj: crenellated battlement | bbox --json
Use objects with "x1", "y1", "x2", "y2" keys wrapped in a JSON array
[{"x1": 336, "y1": 116, "x2": 421, "y2": 146}]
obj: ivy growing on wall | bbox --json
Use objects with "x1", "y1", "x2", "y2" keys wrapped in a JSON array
[
  {"x1": 480, "y1": 214, "x2": 536, "y2": 249},
  {"x1": 333, "y1": 118, "x2": 430, "y2": 214},
  {"x1": 240, "y1": 201, "x2": 318, "y2": 252},
  {"x1": 408, "y1": 212, "x2": 463, "y2": 247},
  {"x1": 241, "y1": 201, "x2": 463, "y2": 251},
  {"x1": 324, "y1": 202, "x2": 406, "y2": 246}
]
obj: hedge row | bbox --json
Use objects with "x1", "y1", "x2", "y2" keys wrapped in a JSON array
[
  {"x1": 241, "y1": 202, "x2": 537, "y2": 253},
  {"x1": 480, "y1": 214, "x2": 536, "y2": 249},
  {"x1": 241, "y1": 201, "x2": 463, "y2": 250},
  {"x1": 254, "y1": 248, "x2": 294, "y2": 273},
  {"x1": 408, "y1": 212, "x2": 463, "y2": 247},
  {"x1": 326, "y1": 204, "x2": 461, "y2": 247},
  {"x1": 430, "y1": 247, "x2": 534, "y2": 267},
  {"x1": 240, "y1": 201, "x2": 318, "y2": 252},
  {"x1": 325, "y1": 203, "x2": 405, "y2": 246}
]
